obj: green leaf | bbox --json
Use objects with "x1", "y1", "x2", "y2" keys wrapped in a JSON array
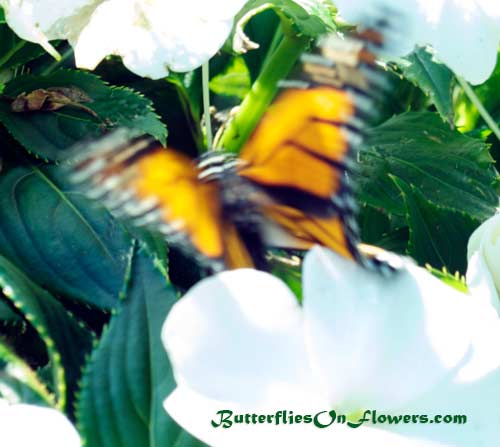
[
  {"x1": 358, "y1": 112, "x2": 498, "y2": 221},
  {"x1": 240, "y1": 9, "x2": 281, "y2": 82},
  {"x1": 426, "y1": 266, "x2": 468, "y2": 293},
  {"x1": 0, "y1": 165, "x2": 131, "y2": 308},
  {"x1": 210, "y1": 57, "x2": 251, "y2": 100},
  {"x1": 128, "y1": 76, "x2": 203, "y2": 157},
  {"x1": 393, "y1": 177, "x2": 480, "y2": 273},
  {"x1": 0, "y1": 24, "x2": 46, "y2": 69},
  {"x1": 0, "y1": 342, "x2": 54, "y2": 406},
  {"x1": 399, "y1": 47, "x2": 454, "y2": 125},
  {"x1": 78, "y1": 249, "x2": 204, "y2": 447},
  {"x1": 269, "y1": 254, "x2": 302, "y2": 302},
  {"x1": 372, "y1": 227, "x2": 410, "y2": 255},
  {"x1": 0, "y1": 69, "x2": 166, "y2": 160},
  {"x1": 0, "y1": 295, "x2": 20, "y2": 321},
  {"x1": 455, "y1": 55, "x2": 500, "y2": 131},
  {"x1": 236, "y1": 0, "x2": 335, "y2": 41},
  {"x1": 0, "y1": 255, "x2": 93, "y2": 412}
]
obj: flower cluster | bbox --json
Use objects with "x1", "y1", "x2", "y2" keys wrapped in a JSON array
[
  {"x1": 2, "y1": 0, "x2": 500, "y2": 82},
  {"x1": 0, "y1": 0, "x2": 248, "y2": 78}
]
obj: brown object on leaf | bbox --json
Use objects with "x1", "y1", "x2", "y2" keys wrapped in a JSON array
[{"x1": 10, "y1": 86, "x2": 100, "y2": 120}]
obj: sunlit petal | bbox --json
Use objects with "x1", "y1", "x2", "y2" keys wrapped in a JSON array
[
  {"x1": 334, "y1": 0, "x2": 500, "y2": 84},
  {"x1": 303, "y1": 246, "x2": 475, "y2": 413},
  {"x1": 165, "y1": 385, "x2": 429, "y2": 447},
  {"x1": 162, "y1": 269, "x2": 316, "y2": 407},
  {"x1": 0, "y1": 402, "x2": 81, "y2": 447}
]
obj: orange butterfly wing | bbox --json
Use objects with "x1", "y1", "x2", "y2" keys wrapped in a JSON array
[
  {"x1": 69, "y1": 132, "x2": 254, "y2": 270},
  {"x1": 261, "y1": 204, "x2": 356, "y2": 260},
  {"x1": 237, "y1": 86, "x2": 360, "y2": 261},
  {"x1": 238, "y1": 87, "x2": 354, "y2": 200}
]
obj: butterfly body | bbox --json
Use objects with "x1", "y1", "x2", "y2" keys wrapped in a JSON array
[{"x1": 68, "y1": 15, "x2": 403, "y2": 275}]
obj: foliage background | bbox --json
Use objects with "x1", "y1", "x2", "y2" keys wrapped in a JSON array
[{"x1": 0, "y1": 2, "x2": 498, "y2": 445}]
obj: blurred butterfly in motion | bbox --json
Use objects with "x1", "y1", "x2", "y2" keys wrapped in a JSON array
[{"x1": 67, "y1": 13, "x2": 403, "y2": 274}]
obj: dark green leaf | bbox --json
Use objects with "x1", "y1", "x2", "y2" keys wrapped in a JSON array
[
  {"x1": 399, "y1": 47, "x2": 454, "y2": 125},
  {"x1": 0, "y1": 342, "x2": 54, "y2": 406},
  {"x1": 237, "y1": 0, "x2": 335, "y2": 38},
  {"x1": 0, "y1": 255, "x2": 93, "y2": 412},
  {"x1": 358, "y1": 112, "x2": 498, "y2": 221},
  {"x1": 0, "y1": 70, "x2": 166, "y2": 160},
  {"x1": 78, "y1": 249, "x2": 204, "y2": 447},
  {"x1": 394, "y1": 177, "x2": 480, "y2": 273},
  {"x1": 372, "y1": 227, "x2": 410, "y2": 255},
  {"x1": 0, "y1": 164, "x2": 131, "y2": 308},
  {"x1": 0, "y1": 295, "x2": 20, "y2": 321},
  {"x1": 0, "y1": 24, "x2": 46, "y2": 69},
  {"x1": 240, "y1": 9, "x2": 281, "y2": 82},
  {"x1": 128, "y1": 76, "x2": 203, "y2": 157}
]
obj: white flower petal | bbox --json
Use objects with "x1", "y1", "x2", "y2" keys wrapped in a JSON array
[
  {"x1": 73, "y1": 0, "x2": 246, "y2": 78},
  {"x1": 0, "y1": 0, "x2": 100, "y2": 56},
  {"x1": 466, "y1": 252, "x2": 500, "y2": 312},
  {"x1": 2, "y1": 0, "x2": 246, "y2": 77},
  {"x1": 162, "y1": 269, "x2": 315, "y2": 407},
  {"x1": 334, "y1": 0, "x2": 419, "y2": 56},
  {"x1": 165, "y1": 385, "x2": 430, "y2": 447},
  {"x1": 392, "y1": 358, "x2": 500, "y2": 447},
  {"x1": 0, "y1": 403, "x2": 81, "y2": 447},
  {"x1": 335, "y1": 0, "x2": 500, "y2": 84},
  {"x1": 467, "y1": 213, "x2": 500, "y2": 297},
  {"x1": 303, "y1": 246, "x2": 475, "y2": 413},
  {"x1": 419, "y1": 0, "x2": 500, "y2": 85}
]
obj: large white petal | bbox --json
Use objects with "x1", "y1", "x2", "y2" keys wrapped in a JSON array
[
  {"x1": 334, "y1": 0, "x2": 420, "y2": 56},
  {"x1": 0, "y1": 0, "x2": 100, "y2": 56},
  {"x1": 418, "y1": 0, "x2": 500, "y2": 85},
  {"x1": 467, "y1": 213, "x2": 500, "y2": 297},
  {"x1": 389, "y1": 298, "x2": 500, "y2": 446},
  {"x1": 334, "y1": 0, "x2": 500, "y2": 84},
  {"x1": 165, "y1": 385, "x2": 432, "y2": 447},
  {"x1": 303, "y1": 247, "x2": 476, "y2": 413},
  {"x1": 74, "y1": 0, "x2": 245, "y2": 77},
  {"x1": 162, "y1": 269, "x2": 316, "y2": 407},
  {"x1": 0, "y1": 402, "x2": 81, "y2": 446},
  {"x1": 466, "y1": 252, "x2": 500, "y2": 312}
]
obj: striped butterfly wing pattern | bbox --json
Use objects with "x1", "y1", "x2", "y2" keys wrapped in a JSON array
[
  {"x1": 69, "y1": 131, "x2": 254, "y2": 270},
  {"x1": 237, "y1": 24, "x2": 399, "y2": 273},
  {"x1": 68, "y1": 17, "x2": 401, "y2": 273},
  {"x1": 237, "y1": 87, "x2": 360, "y2": 262}
]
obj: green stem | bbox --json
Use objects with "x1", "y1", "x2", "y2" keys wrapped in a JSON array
[
  {"x1": 40, "y1": 47, "x2": 74, "y2": 76},
  {"x1": 218, "y1": 32, "x2": 309, "y2": 153},
  {"x1": 202, "y1": 61, "x2": 213, "y2": 149},
  {"x1": 0, "y1": 40, "x2": 27, "y2": 68},
  {"x1": 457, "y1": 75, "x2": 500, "y2": 141}
]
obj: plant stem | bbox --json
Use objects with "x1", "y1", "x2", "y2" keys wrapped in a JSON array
[
  {"x1": 202, "y1": 61, "x2": 213, "y2": 150},
  {"x1": 0, "y1": 40, "x2": 27, "y2": 68},
  {"x1": 40, "y1": 47, "x2": 74, "y2": 76},
  {"x1": 457, "y1": 75, "x2": 500, "y2": 141},
  {"x1": 218, "y1": 32, "x2": 309, "y2": 153}
]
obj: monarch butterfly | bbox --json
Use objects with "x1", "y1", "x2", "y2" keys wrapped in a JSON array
[{"x1": 67, "y1": 15, "x2": 402, "y2": 274}]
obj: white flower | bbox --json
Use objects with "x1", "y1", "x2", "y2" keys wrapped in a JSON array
[
  {"x1": 467, "y1": 213, "x2": 500, "y2": 308},
  {"x1": 0, "y1": 0, "x2": 248, "y2": 78},
  {"x1": 162, "y1": 246, "x2": 500, "y2": 446},
  {"x1": 334, "y1": 0, "x2": 500, "y2": 85},
  {"x1": 0, "y1": 401, "x2": 81, "y2": 446}
]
